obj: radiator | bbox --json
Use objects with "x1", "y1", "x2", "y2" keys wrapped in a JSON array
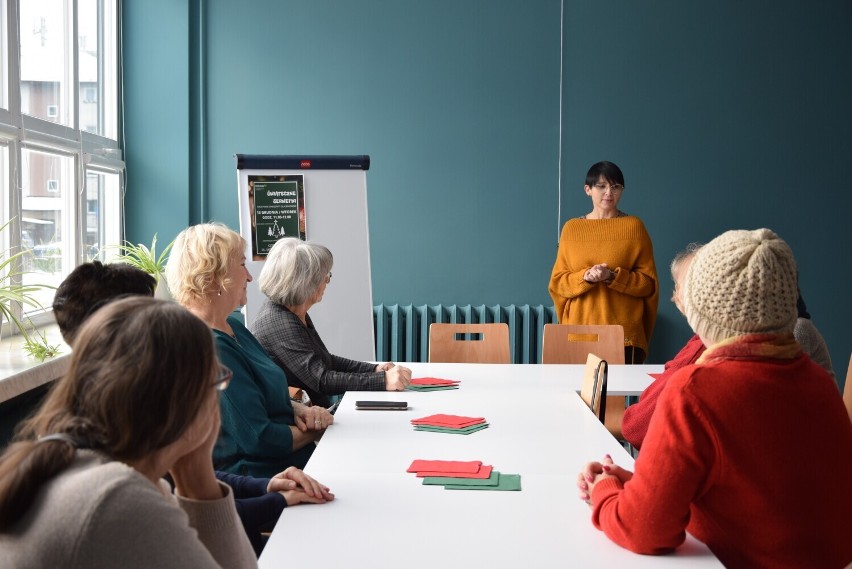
[{"x1": 373, "y1": 304, "x2": 558, "y2": 364}]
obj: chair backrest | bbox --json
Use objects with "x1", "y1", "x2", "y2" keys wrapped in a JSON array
[
  {"x1": 844, "y1": 352, "x2": 852, "y2": 424},
  {"x1": 428, "y1": 323, "x2": 511, "y2": 364},
  {"x1": 580, "y1": 353, "x2": 608, "y2": 422},
  {"x1": 541, "y1": 324, "x2": 625, "y2": 365}
]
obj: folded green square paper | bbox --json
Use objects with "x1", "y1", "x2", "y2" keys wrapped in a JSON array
[
  {"x1": 413, "y1": 423, "x2": 489, "y2": 435},
  {"x1": 444, "y1": 473, "x2": 521, "y2": 491},
  {"x1": 422, "y1": 470, "x2": 501, "y2": 486}
]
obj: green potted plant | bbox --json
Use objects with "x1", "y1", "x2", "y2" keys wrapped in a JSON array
[
  {"x1": 0, "y1": 219, "x2": 61, "y2": 360},
  {"x1": 111, "y1": 234, "x2": 174, "y2": 299}
]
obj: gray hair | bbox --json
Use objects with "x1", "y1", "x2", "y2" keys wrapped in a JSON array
[
  {"x1": 259, "y1": 238, "x2": 333, "y2": 306},
  {"x1": 670, "y1": 242, "x2": 703, "y2": 280}
]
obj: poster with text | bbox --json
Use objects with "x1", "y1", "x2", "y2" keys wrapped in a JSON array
[{"x1": 248, "y1": 175, "x2": 306, "y2": 259}]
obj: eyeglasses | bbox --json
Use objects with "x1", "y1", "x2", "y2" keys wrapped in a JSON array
[
  {"x1": 593, "y1": 183, "x2": 624, "y2": 193},
  {"x1": 326, "y1": 271, "x2": 332, "y2": 284},
  {"x1": 212, "y1": 364, "x2": 233, "y2": 391}
]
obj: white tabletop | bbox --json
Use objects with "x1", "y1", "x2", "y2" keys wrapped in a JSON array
[
  {"x1": 398, "y1": 362, "x2": 664, "y2": 396},
  {"x1": 260, "y1": 363, "x2": 721, "y2": 568}
]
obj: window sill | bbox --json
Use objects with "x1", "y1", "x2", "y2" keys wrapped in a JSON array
[{"x1": 0, "y1": 324, "x2": 71, "y2": 404}]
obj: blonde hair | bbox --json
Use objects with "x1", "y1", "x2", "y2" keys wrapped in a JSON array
[
  {"x1": 259, "y1": 238, "x2": 332, "y2": 307},
  {"x1": 165, "y1": 223, "x2": 245, "y2": 306}
]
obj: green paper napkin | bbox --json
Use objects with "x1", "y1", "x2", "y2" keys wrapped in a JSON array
[
  {"x1": 422, "y1": 470, "x2": 501, "y2": 486},
  {"x1": 444, "y1": 473, "x2": 521, "y2": 491},
  {"x1": 407, "y1": 385, "x2": 460, "y2": 392},
  {"x1": 413, "y1": 423, "x2": 489, "y2": 435}
]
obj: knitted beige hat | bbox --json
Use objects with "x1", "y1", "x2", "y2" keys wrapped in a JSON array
[{"x1": 683, "y1": 228, "x2": 798, "y2": 345}]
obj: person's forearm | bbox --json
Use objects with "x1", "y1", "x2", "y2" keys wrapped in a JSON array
[
  {"x1": 290, "y1": 425, "x2": 320, "y2": 450},
  {"x1": 172, "y1": 466, "x2": 223, "y2": 501}
]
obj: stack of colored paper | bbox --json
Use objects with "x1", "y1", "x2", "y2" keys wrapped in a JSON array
[
  {"x1": 406, "y1": 459, "x2": 521, "y2": 491},
  {"x1": 411, "y1": 414, "x2": 489, "y2": 435},
  {"x1": 407, "y1": 377, "x2": 460, "y2": 392}
]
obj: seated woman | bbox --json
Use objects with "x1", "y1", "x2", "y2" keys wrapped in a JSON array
[
  {"x1": 576, "y1": 229, "x2": 852, "y2": 568},
  {"x1": 251, "y1": 238, "x2": 411, "y2": 408},
  {"x1": 52, "y1": 260, "x2": 333, "y2": 555},
  {"x1": 166, "y1": 223, "x2": 334, "y2": 478},
  {"x1": 794, "y1": 291, "x2": 835, "y2": 383},
  {"x1": 621, "y1": 243, "x2": 706, "y2": 450},
  {"x1": 0, "y1": 297, "x2": 256, "y2": 567}
]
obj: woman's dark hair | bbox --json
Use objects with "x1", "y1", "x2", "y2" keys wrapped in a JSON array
[
  {"x1": 797, "y1": 289, "x2": 810, "y2": 320},
  {"x1": 0, "y1": 297, "x2": 216, "y2": 531},
  {"x1": 585, "y1": 161, "x2": 625, "y2": 188},
  {"x1": 53, "y1": 262, "x2": 156, "y2": 344}
]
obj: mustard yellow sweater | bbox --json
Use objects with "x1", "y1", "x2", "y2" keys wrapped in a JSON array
[{"x1": 548, "y1": 216, "x2": 659, "y2": 354}]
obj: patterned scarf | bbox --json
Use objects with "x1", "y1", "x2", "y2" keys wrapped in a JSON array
[{"x1": 696, "y1": 333, "x2": 802, "y2": 365}]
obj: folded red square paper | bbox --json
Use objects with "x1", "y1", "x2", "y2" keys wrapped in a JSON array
[
  {"x1": 411, "y1": 414, "x2": 486, "y2": 428},
  {"x1": 410, "y1": 377, "x2": 461, "y2": 386},
  {"x1": 415, "y1": 465, "x2": 494, "y2": 479},
  {"x1": 406, "y1": 459, "x2": 482, "y2": 474}
]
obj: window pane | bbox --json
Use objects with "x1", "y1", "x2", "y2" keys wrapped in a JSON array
[
  {"x1": 21, "y1": 148, "x2": 73, "y2": 314},
  {"x1": 0, "y1": 0, "x2": 8, "y2": 110},
  {"x1": 0, "y1": 145, "x2": 8, "y2": 253},
  {"x1": 79, "y1": 0, "x2": 118, "y2": 139},
  {"x1": 20, "y1": 0, "x2": 74, "y2": 127},
  {"x1": 85, "y1": 169, "x2": 121, "y2": 261}
]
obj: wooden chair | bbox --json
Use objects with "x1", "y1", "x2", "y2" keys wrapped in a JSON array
[
  {"x1": 844, "y1": 352, "x2": 852, "y2": 424},
  {"x1": 579, "y1": 353, "x2": 608, "y2": 423},
  {"x1": 542, "y1": 324, "x2": 627, "y2": 439},
  {"x1": 428, "y1": 323, "x2": 511, "y2": 364}
]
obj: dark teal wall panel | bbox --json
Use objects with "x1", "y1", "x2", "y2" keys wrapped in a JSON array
[
  {"x1": 202, "y1": 0, "x2": 562, "y2": 308},
  {"x1": 561, "y1": 0, "x2": 852, "y2": 367},
  {"x1": 122, "y1": 0, "x2": 192, "y2": 243},
  {"x1": 123, "y1": 0, "x2": 852, "y2": 378}
]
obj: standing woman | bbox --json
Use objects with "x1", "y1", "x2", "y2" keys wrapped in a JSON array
[
  {"x1": 251, "y1": 237, "x2": 411, "y2": 408},
  {"x1": 0, "y1": 297, "x2": 256, "y2": 568},
  {"x1": 548, "y1": 161, "x2": 658, "y2": 364},
  {"x1": 166, "y1": 223, "x2": 332, "y2": 478}
]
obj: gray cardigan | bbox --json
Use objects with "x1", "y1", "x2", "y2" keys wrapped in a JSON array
[{"x1": 1, "y1": 451, "x2": 257, "y2": 569}]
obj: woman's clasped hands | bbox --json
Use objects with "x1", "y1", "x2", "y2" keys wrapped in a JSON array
[
  {"x1": 577, "y1": 454, "x2": 633, "y2": 505},
  {"x1": 267, "y1": 466, "x2": 335, "y2": 506},
  {"x1": 294, "y1": 402, "x2": 334, "y2": 432}
]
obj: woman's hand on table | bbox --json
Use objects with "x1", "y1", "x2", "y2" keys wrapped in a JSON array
[
  {"x1": 384, "y1": 364, "x2": 412, "y2": 391},
  {"x1": 268, "y1": 466, "x2": 335, "y2": 505},
  {"x1": 576, "y1": 454, "x2": 633, "y2": 505},
  {"x1": 293, "y1": 401, "x2": 334, "y2": 432}
]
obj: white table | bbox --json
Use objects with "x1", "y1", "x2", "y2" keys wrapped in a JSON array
[{"x1": 259, "y1": 363, "x2": 722, "y2": 568}]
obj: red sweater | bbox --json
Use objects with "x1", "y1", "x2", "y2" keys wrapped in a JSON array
[
  {"x1": 591, "y1": 346, "x2": 852, "y2": 568},
  {"x1": 621, "y1": 334, "x2": 706, "y2": 449}
]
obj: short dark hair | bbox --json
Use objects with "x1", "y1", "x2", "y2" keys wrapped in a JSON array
[
  {"x1": 585, "y1": 161, "x2": 625, "y2": 188},
  {"x1": 53, "y1": 261, "x2": 156, "y2": 344}
]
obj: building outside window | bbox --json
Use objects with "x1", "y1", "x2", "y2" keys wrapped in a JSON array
[{"x1": 1, "y1": 0, "x2": 124, "y2": 331}]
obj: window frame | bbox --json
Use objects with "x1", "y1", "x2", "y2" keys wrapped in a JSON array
[{"x1": 1, "y1": 0, "x2": 124, "y2": 334}]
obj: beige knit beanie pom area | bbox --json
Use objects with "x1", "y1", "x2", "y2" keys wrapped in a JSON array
[{"x1": 683, "y1": 228, "x2": 798, "y2": 346}]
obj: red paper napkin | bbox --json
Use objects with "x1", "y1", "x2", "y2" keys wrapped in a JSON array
[
  {"x1": 415, "y1": 465, "x2": 494, "y2": 479},
  {"x1": 406, "y1": 459, "x2": 482, "y2": 474},
  {"x1": 410, "y1": 377, "x2": 461, "y2": 386},
  {"x1": 411, "y1": 414, "x2": 486, "y2": 428}
]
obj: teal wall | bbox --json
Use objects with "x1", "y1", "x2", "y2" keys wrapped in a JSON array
[{"x1": 123, "y1": 0, "x2": 852, "y2": 379}]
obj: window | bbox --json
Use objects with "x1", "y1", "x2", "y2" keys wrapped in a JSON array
[{"x1": 1, "y1": 0, "x2": 123, "y2": 333}]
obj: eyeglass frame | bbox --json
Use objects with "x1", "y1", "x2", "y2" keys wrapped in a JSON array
[
  {"x1": 213, "y1": 364, "x2": 233, "y2": 391},
  {"x1": 326, "y1": 271, "x2": 332, "y2": 283},
  {"x1": 591, "y1": 182, "x2": 624, "y2": 194}
]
